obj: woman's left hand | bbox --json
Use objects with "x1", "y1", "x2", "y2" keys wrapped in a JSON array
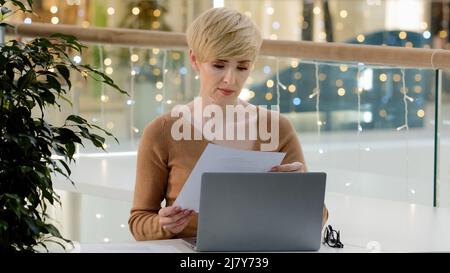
[{"x1": 269, "y1": 161, "x2": 306, "y2": 173}]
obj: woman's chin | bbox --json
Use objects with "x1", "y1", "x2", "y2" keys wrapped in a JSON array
[{"x1": 212, "y1": 94, "x2": 238, "y2": 105}]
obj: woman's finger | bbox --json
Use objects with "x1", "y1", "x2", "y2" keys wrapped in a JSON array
[
  {"x1": 159, "y1": 209, "x2": 192, "y2": 226},
  {"x1": 270, "y1": 162, "x2": 303, "y2": 172},
  {"x1": 158, "y1": 206, "x2": 180, "y2": 217},
  {"x1": 163, "y1": 212, "x2": 193, "y2": 231}
]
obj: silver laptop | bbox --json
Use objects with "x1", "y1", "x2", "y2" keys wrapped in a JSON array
[{"x1": 183, "y1": 172, "x2": 326, "y2": 252}]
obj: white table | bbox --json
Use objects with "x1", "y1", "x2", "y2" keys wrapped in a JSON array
[{"x1": 62, "y1": 193, "x2": 450, "y2": 253}]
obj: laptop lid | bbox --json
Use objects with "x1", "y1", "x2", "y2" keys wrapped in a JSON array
[{"x1": 196, "y1": 172, "x2": 326, "y2": 252}]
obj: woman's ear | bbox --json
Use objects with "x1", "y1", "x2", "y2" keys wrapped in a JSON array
[{"x1": 189, "y1": 49, "x2": 199, "y2": 71}]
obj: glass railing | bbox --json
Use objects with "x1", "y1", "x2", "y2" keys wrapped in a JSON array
[{"x1": 3, "y1": 22, "x2": 448, "y2": 244}]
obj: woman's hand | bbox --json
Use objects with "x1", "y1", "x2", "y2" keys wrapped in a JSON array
[
  {"x1": 269, "y1": 161, "x2": 306, "y2": 173},
  {"x1": 158, "y1": 206, "x2": 195, "y2": 235}
]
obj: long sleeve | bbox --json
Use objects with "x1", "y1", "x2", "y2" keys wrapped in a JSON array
[{"x1": 128, "y1": 117, "x2": 174, "y2": 240}]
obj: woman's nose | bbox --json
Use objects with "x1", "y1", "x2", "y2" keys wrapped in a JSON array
[{"x1": 222, "y1": 68, "x2": 236, "y2": 84}]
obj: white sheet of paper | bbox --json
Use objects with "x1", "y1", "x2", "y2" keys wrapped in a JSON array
[{"x1": 174, "y1": 143, "x2": 286, "y2": 212}]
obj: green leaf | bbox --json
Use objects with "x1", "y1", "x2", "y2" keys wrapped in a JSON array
[
  {"x1": 66, "y1": 115, "x2": 87, "y2": 124},
  {"x1": 40, "y1": 90, "x2": 56, "y2": 105},
  {"x1": 65, "y1": 142, "x2": 75, "y2": 159},
  {"x1": 46, "y1": 75, "x2": 61, "y2": 92},
  {"x1": 56, "y1": 65, "x2": 71, "y2": 89},
  {"x1": 17, "y1": 71, "x2": 34, "y2": 91},
  {"x1": 10, "y1": 0, "x2": 26, "y2": 11},
  {"x1": 57, "y1": 159, "x2": 71, "y2": 176}
]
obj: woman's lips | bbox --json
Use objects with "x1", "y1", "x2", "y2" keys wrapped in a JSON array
[{"x1": 218, "y1": 88, "x2": 235, "y2": 96}]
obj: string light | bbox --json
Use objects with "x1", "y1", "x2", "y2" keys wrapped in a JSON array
[
  {"x1": 50, "y1": 6, "x2": 58, "y2": 14},
  {"x1": 422, "y1": 31, "x2": 431, "y2": 39},
  {"x1": 105, "y1": 67, "x2": 113, "y2": 75},
  {"x1": 397, "y1": 68, "x2": 410, "y2": 131},
  {"x1": 417, "y1": 109, "x2": 425, "y2": 118},
  {"x1": 266, "y1": 7, "x2": 274, "y2": 15},
  {"x1": 107, "y1": 7, "x2": 115, "y2": 15},
  {"x1": 313, "y1": 7, "x2": 321, "y2": 15},
  {"x1": 132, "y1": 7, "x2": 140, "y2": 15},
  {"x1": 152, "y1": 21, "x2": 161, "y2": 29},
  {"x1": 104, "y1": 58, "x2": 112, "y2": 66},
  {"x1": 339, "y1": 64, "x2": 348, "y2": 72},
  {"x1": 288, "y1": 85, "x2": 296, "y2": 93},
  {"x1": 130, "y1": 54, "x2": 139, "y2": 62},
  {"x1": 100, "y1": 95, "x2": 109, "y2": 102},
  {"x1": 238, "y1": 88, "x2": 253, "y2": 101},
  {"x1": 398, "y1": 68, "x2": 411, "y2": 202},
  {"x1": 278, "y1": 82, "x2": 287, "y2": 90},
  {"x1": 73, "y1": 55, "x2": 81, "y2": 64},
  {"x1": 149, "y1": 57, "x2": 157, "y2": 65},
  {"x1": 272, "y1": 21, "x2": 280, "y2": 30},
  {"x1": 399, "y1": 31, "x2": 407, "y2": 39},
  {"x1": 357, "y1": 34, "x2": 365, "y2": 43}
]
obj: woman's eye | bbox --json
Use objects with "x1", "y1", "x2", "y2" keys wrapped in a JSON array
[
  {"x1": 213, "y1": 64, "x2": 225, "y2": 69},
  {"x1": 237, "y1": 67, "x2": 248, "y2": 71}
]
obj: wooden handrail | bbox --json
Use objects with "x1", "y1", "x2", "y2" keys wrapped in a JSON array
[{"x1": 6, "y1": 22, "x2": 450, "y2": 69}]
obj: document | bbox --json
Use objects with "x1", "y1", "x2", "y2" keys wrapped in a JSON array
[{"x1": 174, "y1": 143, "x2": 286, "y2": 211}]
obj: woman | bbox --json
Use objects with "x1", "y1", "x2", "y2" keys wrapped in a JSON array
[{"x1": 129, "y1": 7, "x2": 328, "y2": 241}]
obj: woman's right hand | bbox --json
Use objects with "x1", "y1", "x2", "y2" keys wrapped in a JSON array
[{"x1": 158, "y1": 206, "x2": 195, "y2": 235}]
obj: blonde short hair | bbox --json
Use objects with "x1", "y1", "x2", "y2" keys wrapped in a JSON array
[{"x1": 186, "y1": 7, "x2": 262, "y2": 63}]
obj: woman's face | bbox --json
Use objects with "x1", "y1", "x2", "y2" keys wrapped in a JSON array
[{"x1": 190, "y1": 50, "x2": 252, "y2": 106}]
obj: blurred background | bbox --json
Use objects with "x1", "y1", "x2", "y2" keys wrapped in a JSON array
[{"x1": 3, "y1": 0, "x2": 450, "y2": 244}]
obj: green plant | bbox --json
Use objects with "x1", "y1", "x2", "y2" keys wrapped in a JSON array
[{"x1": 0, "y1": 0, "x2": 127, "y2": 252}]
